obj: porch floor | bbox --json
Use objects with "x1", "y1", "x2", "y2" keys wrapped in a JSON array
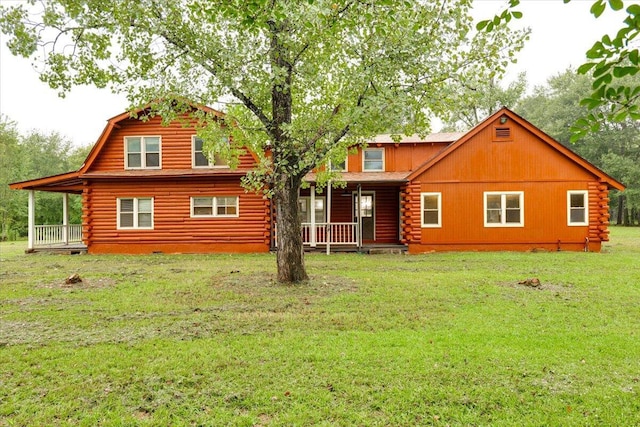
[{"x1": 28, "y1": 243, "x2": 88, "y2": 255}]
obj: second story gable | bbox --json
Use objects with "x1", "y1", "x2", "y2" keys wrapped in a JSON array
[
  {"x1": 328, "y1": 133, "x2": 462, "y2": 174},
  {"x1": 86, "y1": 111, "x2": 258, "y2": 174}
]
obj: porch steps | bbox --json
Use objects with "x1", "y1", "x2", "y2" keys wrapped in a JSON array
[
  {"x1": 304, "y1": 245, "x2": 407, "y2": 254},
  {"x1": 367, "y1": 247, "x2": 405, "y2": 255},
  {"x1": 27, "y1": 244, "x2": 88, "y2": 255}
]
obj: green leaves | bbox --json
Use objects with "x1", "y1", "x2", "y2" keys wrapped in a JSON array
[
  {"x1": 572, "y1": 0, "x2": 640, "y2": 136},
  {"x1": 476, "y1": 7, "x2": 523, "y2": 32}
]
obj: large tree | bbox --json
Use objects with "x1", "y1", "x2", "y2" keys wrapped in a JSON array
[{"x1": 1, "y1": 1, "x2": 526, "y2": 282}]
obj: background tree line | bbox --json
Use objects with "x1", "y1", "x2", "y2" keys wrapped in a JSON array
[
  {"x1": 0, "y1": 117, "x2": 90, "y2": 241},
  {"x1": 442, "y1": 68, "x2": 640, "y2": 226}
]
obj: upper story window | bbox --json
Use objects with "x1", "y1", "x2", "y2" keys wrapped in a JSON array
[
  {"x1": 363, "y1": 148, "x2": 384, "y2": 171},
  {"x1": 193, "y1": 136, "x2": 229, "y2": 168},
  {"x1": 567, "y1": 190, "x2": 588, "y2": 226},
  {"x1": 484, "y1": 191, "x2": 524, "y2": 227},
  {"x1": 125, "y1": 136, "x2": 161, "y2": 169},
  {"x1": 329, "y1": 158, "x2": 348, "y2": 172},
  {"x1": 117, "y1": 197, "x2": 154, "y2": 229},
  {"x1": 421, "y1": 192, "x2": 442, "y2": 228}
]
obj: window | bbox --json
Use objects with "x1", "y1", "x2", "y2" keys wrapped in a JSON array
[
  {"x1": 118, "y1": 198, "x2": 153, "y2": 229},
  {"x1": 421, "y1": 193, "x2": 441, "y2": 227},
  {"x1": 125, "y1": 136, "x2": 161, "y2": 169},
  {"x1": 567, "y1": 191, "x2": 588, "y2": 226},
  {"x1": 329, "y1": 158, "x2": 348, "y2": 172},
  {"x1": 363, "y1": 148, "x2": 384, "y2": 171},
  {"x1": 191, "y1": 196, "x2": 239, "y2": 217},
  {"x1": 298, "y1": 197, "x2": 326, "y2": 222},
  {"x1": 192, "y1": 137, "x2": 228, "y2": 168},
  {"x1": 484, "y1": 192, "x2": 524, "y2": 227}
]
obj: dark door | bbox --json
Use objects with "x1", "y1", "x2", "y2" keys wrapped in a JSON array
[{"x1": 354, "y1": 193, "x2": 375, "y2": 241}]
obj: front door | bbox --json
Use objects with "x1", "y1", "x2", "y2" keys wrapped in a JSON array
[{"x1": 353, "y1": 192, "x2": 375, "y2": 242}]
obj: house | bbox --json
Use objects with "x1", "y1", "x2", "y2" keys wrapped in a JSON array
[{"x1": 9, "y1": 107, "x2": 625, "y2": 254}]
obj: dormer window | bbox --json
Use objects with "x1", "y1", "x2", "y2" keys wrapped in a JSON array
[
  {"x1": 125, "y1": 136, "x2": 161, "y2": 169},
  {"x1": 193, "y1": 136, "x2": 229, "y2": 168},
  {"x1": 363, "y1": 148, "x2": 384, "y2": 171}
]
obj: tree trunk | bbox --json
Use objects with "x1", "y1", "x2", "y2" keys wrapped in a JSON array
[
  {"x1": 274, "y1": 175, "x2": 308, "y2": 283},
  {"x1": 617, "y1": 194, "x2": 625, "y2": 225}
]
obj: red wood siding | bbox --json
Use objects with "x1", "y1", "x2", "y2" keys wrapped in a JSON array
[
  {"x1": 406, "y1": 117, "x2": 610, "y2": 252},
  {"x1": 83, "y1": 176, "x2": 270, "y2": 254},
  {"x1": 347, "y1": 143, "x2": 447, "y2": 172},
  {"x1": 88, "y1": 116, "x2": 256, "y2": 172}
]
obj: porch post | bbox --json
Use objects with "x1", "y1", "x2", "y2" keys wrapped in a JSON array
[
  {"x1": 357, "y1": 184, "x2": 362, "y2": 250},
  {"x1": 62, "y1": 193, "x2": 69, "y2": 245},
  {"x1": 310, "y1": 185, "x2": 316, "y2": 248},
  {"x1": 28, "y1": 190, "x2": 35, "y2": 250},
  {"x1": 326, "y1": 181, "x2": 332, "y2": 255}
]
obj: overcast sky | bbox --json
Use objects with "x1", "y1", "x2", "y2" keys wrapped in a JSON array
[{"x1": 0, "y1": 0, "x2": 626, "y2": 147}]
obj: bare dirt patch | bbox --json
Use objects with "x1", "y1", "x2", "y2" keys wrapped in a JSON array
[{"x1": 38, "y1": 276, "x2": 117, "y2": 290}]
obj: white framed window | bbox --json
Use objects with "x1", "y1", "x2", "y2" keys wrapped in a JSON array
[
  {"x1": 567, "y1": 190, "x2": 588, "y2": 226},
  {"x1": 329, "y1": 158, "x2": 348, "y2": 172},
  {"x1": 117, "y1": 197, "x2": 154, "y2": 229},
  {"x1": 191, "y1": 196, "x2": 239, "y2": 218},
  {"x1": 298, "y1": 197, "x2": 326, "y2": 222},
  {"x1": 363, "y1": 148, "x2": 384, "y2": 171},
  {"x1": 421, "y1": 192, "x2": 442, "y2": 228},
  {"x1": 192, "y1": 136, "x2": 229, "y2": 168},
  {"x1": 125, "y1": 136, "x2": 161, "y2": 169},
  {"x1": 484, "y1": 191, "x2": 524, "y2": 227}
]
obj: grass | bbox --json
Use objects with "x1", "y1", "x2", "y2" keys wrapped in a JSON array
[{"x1": 1, "y1": 227, "x2": 639, "y2": 426}]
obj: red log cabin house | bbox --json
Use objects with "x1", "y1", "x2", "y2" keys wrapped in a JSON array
[{"x1": 10, "y1": 107, "x2": 625, "y2": 254}]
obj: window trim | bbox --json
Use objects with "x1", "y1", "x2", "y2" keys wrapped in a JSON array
[
  {"x1": 329, "y1": 157, "x2": 348, "y2": 172},
  {"x1": 420, "y1": 192, "x2": 442, "y2": 228},
  {"x1": 362, "y1": 148, "x2": 385, "y2": 172},
  {"x1": 567, "y1": 190, "x2": 589, "y2": 226},
  {"x1": 190, "y1": 196, "x2": 239, "y2": 218},
  {"x1": 483, "y1": 191, "x2": 524, "y2": 228},
  {"x1": 298, "y1": 196, "x2": 326, "y2": 223},
  {"x1": 124, "y1": 136, "x2": 162, "y2": 169},
  {"x1": 192, "y1": 136, "x2": 230, "y2": 169},
  {"x1": 117, "y1": 197, "x2": 154, "y2": 229}
]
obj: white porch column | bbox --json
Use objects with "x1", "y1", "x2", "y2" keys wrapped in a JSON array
[
  {"x1": 326, "y1": 181, "x2": 332, "y2": 255},
  {"x1": 28, "y1": 190, "x2": 35, "y2": 250},
  {"x1": 357, "y1": 184, "x2": 362, "y2": 250},
  {"x1": 62, "y1": 193, "x2": 69, "y2": 245},
  {"x1": 310, "y1": 185, "x2": 316, "y2": 247}
]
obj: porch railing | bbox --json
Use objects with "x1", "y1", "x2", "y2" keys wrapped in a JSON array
[
  {"x1": 34, "y1": 224, "x2": 83, "y2": 247},
  {"x1": 274, "y1": 222, "x2": 359, "y2": 247},
  {"x1": 301, "y1": 222, "x2": 358, "y2": 245}
]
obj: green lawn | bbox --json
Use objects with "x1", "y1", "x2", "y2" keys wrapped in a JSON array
[{"x1": 1, "y1": 228, "x2": 639, "y2": 426}]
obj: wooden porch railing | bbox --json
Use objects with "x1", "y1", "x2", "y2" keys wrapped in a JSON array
[
  {"x1": 301, "y1": 222, "x2": 358, "y2": 245},
  {"x1": 34, "y1": 224, "x2": 83, "y2": 247},
  {"x1": 275, "y1": 222, "x2": 359, "y2": 246}
]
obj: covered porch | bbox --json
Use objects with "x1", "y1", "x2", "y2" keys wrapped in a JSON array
[
  {"x1": 9, "y1": 172, "x2": 86, "y2": 253},
  {"x1": 275, "y1": 172, "x2": 409, "y2": 253}
]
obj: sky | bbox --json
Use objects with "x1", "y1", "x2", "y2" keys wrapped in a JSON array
[{"x1": 0, "y1": 0, "x2": 627, "y2": 147}]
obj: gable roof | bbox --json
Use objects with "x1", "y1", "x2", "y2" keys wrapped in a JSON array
[
  {"x1": 80, "y1": 103, "x2": 227, "y2": 173},
  {"x1": 9, "y1": 103, "x2": 240, "y2": 192},
  {"x1": 407, "y1": 107, "x2": 626, "y2": 191},
  {"x1": 371, "y1": 132, "x2": 464, "y2": 144}
]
